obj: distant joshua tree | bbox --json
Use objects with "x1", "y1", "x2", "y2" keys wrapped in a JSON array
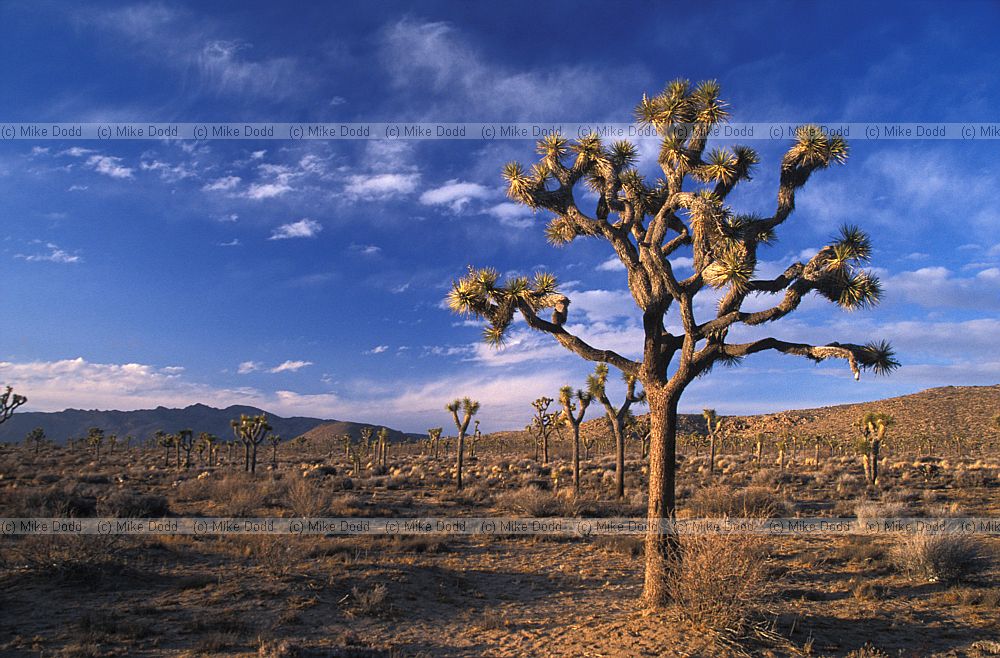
[
  {"x1": 446, "y1": 398, "x2": 479, "y2": 490},
  {"x1": 0, "y1": 386, "x2": 27, "y2": 425},
  {"x1": 428, "y1": 427, "x2": 444, "y2": 460},
  {"x1": 858, "y1": 412, "x2": 894, "y2": 485},
  {"x1": 231, "y1": 414, "x2": 273, "y2": 473},
  {"x1": 86, "y1": 427, "x2": 105, "y2": 462},
  {"x1": 199, "y1": 432, "x2": 218, "y2": 467},
  {"x1": 178, "y1": 429, "x2": 195, "y2": 470},
  {"x1": 702, "y1": 409, "x2": 723, "y2": 475},
  {"x1": 527, "y1": 396, "x2": 560, "y2": 464},
  {"x1": 448, "y1": 79, "x2": 898, "y2": 605},
  {"x1": 268, "y1": 434, "x2": 282, "y2": 468},
  {"x1": 558, "y1": 385, "x2": 593, "y2": 493},
  {"x1": 587, "y1": 363, "x2": 646, "y2": 500},
  {"x1": 24, "y1": 427, "x2": 46, "y2": 455}
]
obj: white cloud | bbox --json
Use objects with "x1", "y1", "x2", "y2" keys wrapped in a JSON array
[
  {"x1": 269, "y1": 218, "x2": 322, "y2": 240},
  {"x1": 485, "y1": 202, "x2": 534, "y2": 228},
  {"x1": 218, "y1": 238, "x2": 241, "y2": 247},
  {"x1": 269, "y1": 360, "x2": 313, "y2": 373},
  {"x1": 15, "y1": 243, "x2": 82, "y2": 264},
  {"x1": 351, "y1": 244, "x2": 381, "y2": 255},
  {"x1": 202, "y1": 175, "x2": 242, "y2": 192},
  {"x1": 343, "y1": 173, "x2": 420, "y2": 200},
  {"x1": 419, "y1": 179, "x2": 492, "y2": 212},
  {"x1": 237, "y1": 361, "x2": 262, "y2": 374},
  {"x1": 884, "y1": 266, "x2": 1000, "y2": 310},
  {"x1": 244, "y1": 181, "x2": 292, "y2": 200},
  {"x1": 365, "y1": 345, "x2": 389, "y2": 355},
  {"x1": 86, "y1": 154, "x2": 133, "y2": 179}
]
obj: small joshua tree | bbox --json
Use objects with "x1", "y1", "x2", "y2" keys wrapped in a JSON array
[
  {"x1": 199, "y1": 432, "x2": 218, "y2": 467},
  {"x1": 24, "y1": 427, "x2": 46, "y2": 455},
  {"x1": 177, "y1": 429, "x2": 195, "y2": 470},
  {"x1": 447, "y1": 398, "x2": 480, "y2": 490},
  {"x1": 470, "y1": 420, "x2": 481, "y2": 458},
  {"x1": 231, "y1": 413, "x2": 272, "y2": 474},
  {"x1": 587, "y1": 363, "x2": 646, "y2": 500},
  {"x1": 268, "y1": 434, "x2": 282, "y2": 468},
  {"x1": 428, "y1": 427, "x2": 443, "y2": 460},
  {"x1": 447, "y1": 80, "x2": 898, "y2": 604},
  {"x1": 558, "y1": 385, "x2": 593, "y2": 493},
  {"x1": 702, "y1": 409, "x2": 723, "y2": 475},
  {"x1": 528, "y1": 396, "x2": 559, "y2": 464},
  {"x1": 154, "y1": 430, "x2": 171, "y2": 467},
  {"x1": 86, "y1": 427, "x2": 105, "y2": 462},
  {"x1": 858, "y1": 412, "x2": 894, "y2": 485},
  {"x1": 376, "y1": 427, "x2": 390, "y2": 467},
  {"x1": 0, "y1": 386, "x2": 27, "y2": 425}
]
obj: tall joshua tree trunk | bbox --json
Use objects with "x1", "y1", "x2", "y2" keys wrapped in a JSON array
[{"x1": 642, "y1": 387, "x2": 680, "y2": 604}]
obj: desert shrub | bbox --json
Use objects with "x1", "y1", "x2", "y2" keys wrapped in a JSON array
[
  {"x1": 97, "y1": 491, "x2": 169, "y2": 518},
  {"x1": 854, "y1": 501, "x2": 907, "y2": 524},
  {"x1": 666, "y1": 532, "x2": 771, "y2": 640},
  {"x1": 285, "y1": 477, "x2": 330, "y2": 517},
  {"x1": 5, "y1": 485, "x2": 97, "y2": 517},
  {"x1": 1, "y1": 534, "x2": 128, "y2": 579},
  {"x1": 349, "y1": 583, "x2": 389, "y2": 617},
  {"x1": 686, "y1": 485, "x2": 788, "y2": 518},
  {"x1": 211, "y1": 476, "x2": 266, "y2": 517},
  {"x1": 891, "y1": 532, "x2": 995, "y2": 584},
  {"x1": 593, "y1": 535, "x2": 643, "y2": 558},
  {"x1": 496, "y1": 485, "x2": 577, "y2": 517}
]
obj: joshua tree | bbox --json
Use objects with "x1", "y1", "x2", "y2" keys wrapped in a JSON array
[
  {"x1": 268, "y1": 434, "x2": 282, "y2": 468},
  {"x1": 558, "y1": 385, "x2": 593, "y2": 493},
  {"x1": 586, "y1": 363, "x2": 646, "y2": 500},
  {"x1": 428, "y1": 427, "x2": 443, "y2": 460},
  {"x1": 470, "y1": 420, "x2": 481, "y2": 458},
  {"x1": 86, "y1": 427, "x2": 105, "y2": 462},
  {"x1": 231, "y1": 413, "x2": 272, "y2": 473},
  {"x1": 154, "y1": 430, "x2": 171, "y2": 467},
  {"x1": 858, "y1": 412, "x2": 894, "y2": 485},
  {"x1": 176, "y1": 429, "x2": 194, "y2": 470},
  {"x1": 447, "y1": 79, "x2": 898, "y2": 605},
  {"x1": 24, "y1": 427, "x2": 46, "y2": 455},
  {"x1": 0, "y1": 386, "x2": 26, "y2": 425},
  {"x1": 702, "y1": 409, "x2": 723, "y2": 475},
  {"x1": 376, "y1": 427, "x2": 390, "y2": 467},
  {"x1": 446, "y1": 398, "x2": 480, "y2": 490},
  {"x1": 199, "y1": 432, "x2": 218, "y2": 467},
  {"x1": 527, "y1": 396, "x2": 559, "y2": 464}
]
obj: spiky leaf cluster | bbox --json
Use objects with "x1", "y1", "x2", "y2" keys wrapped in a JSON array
[
  {"x1": 812, "y1": 225, "x2": 882, "y2": 310},
  {"x1": 448, "y1": 267, "x2": 565, "y2": 346}
]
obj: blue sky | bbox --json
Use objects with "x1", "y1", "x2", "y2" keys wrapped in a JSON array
[{"x1": 1, "y1": 1, "x2": 998, "y2": 432}]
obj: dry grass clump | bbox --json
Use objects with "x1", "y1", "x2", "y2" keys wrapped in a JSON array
[
  {"x1": 496, "y1": 485, "x2": 578, "y2": 517},
  {"x1": 891, "y1": 532, "x2": 995, "y2": 584},
  {"x1": 348, "y1": 583, "x2": 390, "y2": 617},
  {"x1": 666, "y1": 532, "x2": 771, "y2": 642},
  {"x1": 686, "y1": 484, "x2": 788, "y2": 518},
  {"x1": 854, "y1": 501, "x2": 907, "y2": 524},
  {"x1": 96, "y1": 491, "x2": 169, "y2": 518},
  {"x1": 285, "y1": 477, "x2": 331, "y2": 517},
  {"x1": 4, "y1": 485, "x2": 97, "y2": 517},
  {"x1": 210, "y1": 475, "x2": 266, "y2": 517}
]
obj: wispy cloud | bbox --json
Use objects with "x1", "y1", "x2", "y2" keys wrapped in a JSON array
[
  {"x1": 269, "y1": 218, "x2": 322, "y2": 240},
  {"x1": 364, "y1": 345, "x2": 389, "y2": 355},
  {"x1": 15, "y1": 243, "x2": 82, "y2": 264},
  {"x1": 344, "y1": 173, "x2": 420, "y2": 200},
  {"x1": 419, "y1": 179, "x2": 493, "y2": 212},
  {"x1": 269, "y1": 360, "x2": 313, "y2": 373}
]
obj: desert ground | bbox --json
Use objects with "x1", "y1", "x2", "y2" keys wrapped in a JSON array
[{"x1": 1, "y1": 397, "x2": 998, "y2": 658}]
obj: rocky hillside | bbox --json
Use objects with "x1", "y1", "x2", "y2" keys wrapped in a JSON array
[{"x1": 485, "y1": 385, "x2": 1000, "y2": 446}]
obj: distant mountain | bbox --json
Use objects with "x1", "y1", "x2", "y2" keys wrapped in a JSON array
[
  {"x1": 298, "y1": 421, "x2": 424, "y2": 446},
  {"x1": 1, "y1": 404, "x2": 333, "y2": 445}
]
